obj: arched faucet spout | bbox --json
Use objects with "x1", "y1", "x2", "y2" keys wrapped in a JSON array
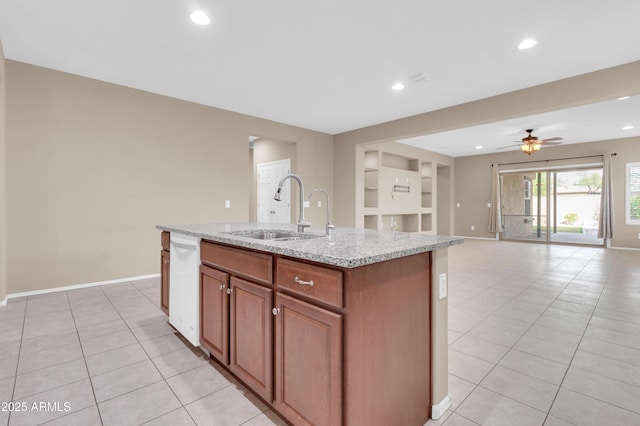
[{"x1": 274, "y1": 174, "x2": 311, "y2": 233}]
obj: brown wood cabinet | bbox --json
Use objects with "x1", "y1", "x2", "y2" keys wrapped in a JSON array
[
  {"x1": 200, "y1": 264, "x2": 230, "y2": 364},
  {"x1": 273, "y1": 292, "x2": 342, "y2": 426},
  {"x1": 199, "y1": 240, "x2": 432, "y2": 426},
  {"x1": 160, "y1": 231, "x2": 170, "y2": 315},
  {"x1": 229, "y1": 276, "x2": 273, "y2": 402}
]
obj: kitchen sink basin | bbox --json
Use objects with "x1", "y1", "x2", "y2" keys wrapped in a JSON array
[{"x1": 224, "y1": 230, "x2": 322, "y2": 241}]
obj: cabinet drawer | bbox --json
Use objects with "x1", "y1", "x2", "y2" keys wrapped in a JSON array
[
  {"x1": 161, "y1": 231, "x2": 170, "y2": 251},
  {"x1": 201, "y1": 242, "x2": 273, "y2": 285},
  {"x1": 276, "y1": 258, "x2": 343, "y2": 309}
]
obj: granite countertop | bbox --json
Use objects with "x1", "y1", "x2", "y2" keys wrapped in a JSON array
[{"x1": 157, "y1": 223, "x2": 463, "y2": 268}]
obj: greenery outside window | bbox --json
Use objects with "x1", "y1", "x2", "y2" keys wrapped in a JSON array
[{"x1": 627, "y1": 162, "x2": 640, "y2": 225}]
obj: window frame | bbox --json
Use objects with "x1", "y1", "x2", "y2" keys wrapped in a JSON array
[{"x1": 626, "y1": 162, "x2": 640, "y2": 225}]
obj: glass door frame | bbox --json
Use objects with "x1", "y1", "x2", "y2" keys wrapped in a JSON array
[{"x1": 500, "y1": 165, "x2": 604, "y2": 247}]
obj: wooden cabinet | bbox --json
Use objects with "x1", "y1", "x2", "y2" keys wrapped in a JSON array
[
  {"x1": 229, "y1": 276, "x2": 273, "y2": 402},
  {"x1": 197, "y1": 240, "x2": 432, "y2": 426},
  {"x1": 160, "y1": 231, "x2": 170, "y2": 315},
  {"x1": 200, "y1": 241, "x2": 274, "y2": 401},
  {"x1": 273, "y1": 293, "x2": 342, "y2": 426},
  {"x1": 200, "y1": 265, "x2": 230, "y2": 364}
]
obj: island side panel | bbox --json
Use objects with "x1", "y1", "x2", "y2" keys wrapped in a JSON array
[
  {"x1": 343, "y1": 251, "x2": 431, "y2": 426},
  {"x1": 431, "y1": 247, "x2": 450, "y2": 418}
]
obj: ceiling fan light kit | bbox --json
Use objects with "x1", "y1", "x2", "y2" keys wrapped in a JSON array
[{"x1": 521, "y1": 141, "x2": 542, "y2": 155}]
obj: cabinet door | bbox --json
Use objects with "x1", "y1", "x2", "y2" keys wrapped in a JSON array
[
  {"x1": 160, "y1": 250, "x2": 170, "y2": 315},
  {"x1": 274, "y1": 293, "x2": 342, "y2": 426},
  {"x1": 200, "y1": 265, "x2": 230, "y2": 364},
  {"x1": 229, "y1": 277, "x2": 273, "y2": 402}
]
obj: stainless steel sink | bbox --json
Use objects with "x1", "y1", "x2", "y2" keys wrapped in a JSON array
[{"x1": 224, "y1": 230, "x2": 322, "y2": 241}]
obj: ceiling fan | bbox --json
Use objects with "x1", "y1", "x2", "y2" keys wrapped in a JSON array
[{"x1": 497, "y1": 129, "x2": 563, "y2": 156}]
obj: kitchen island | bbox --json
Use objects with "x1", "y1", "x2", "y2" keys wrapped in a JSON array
[{"x1": 157, "y1": 223, "x2": 462, "y2": 426}]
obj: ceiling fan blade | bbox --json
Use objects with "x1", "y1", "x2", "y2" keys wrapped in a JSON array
[
  {"x1": 542, "y1": 137, "x2": 563, "y2": 142},
  {"x1": 496, "y1": 144, "x2": 521, "y2": 150},
  {"x1": 541, "y1": 141, "x2": 563, "y2": 146}
]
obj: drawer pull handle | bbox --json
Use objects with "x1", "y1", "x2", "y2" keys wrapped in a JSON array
[{"x1": 294, "y1": 276, "x2": 314, "y2": 287}]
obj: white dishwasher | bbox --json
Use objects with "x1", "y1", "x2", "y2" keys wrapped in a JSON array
[{"x1": 169, "y1": 233, "x2": 200, "y2": 347}]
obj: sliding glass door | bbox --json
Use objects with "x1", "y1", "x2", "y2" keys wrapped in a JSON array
[{"x1": 501, "y1": 167, "x2": 604, "y2": 246}]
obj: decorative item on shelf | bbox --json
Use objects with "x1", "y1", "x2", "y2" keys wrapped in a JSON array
[
  {"x1": 393, "y1": 184, "x2": 411, "y2": 193},
  {"x1": 392, "y1": 183, "x2": 410, "y2": 200}
]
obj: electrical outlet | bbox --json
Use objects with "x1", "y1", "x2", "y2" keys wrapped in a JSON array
[
  {"x1": 438, "y1": 273, "x2": 447, "y2": 300},
  {"x1": 471, "y1": 225, "x2": 475, "y2": 231},
  {"x1": 487, "y1": 202, "x2": 491, "y2": 208},
  {"x1": 456, "y1": 203, "x2": 461, "y2": 208},
  {"x1": 225, "y1": 200, "x2": 231, "y2": 208},
  {"x1": 638, "y1": 232, "x2": 640, "y2": 240}
]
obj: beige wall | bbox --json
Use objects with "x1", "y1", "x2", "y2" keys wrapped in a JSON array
[
  {"x1": 5, "y1": 61, "x2": 333, "y2": 294},
  {"x1": 0, "y1": 41, "x2": 7, "y2": 302},
  {"x1": 334, "y1": 60, "x2": 640, "y2": 231},
  {"x1": 455, "y1": 137, "x2": 640, "y2": 248}
]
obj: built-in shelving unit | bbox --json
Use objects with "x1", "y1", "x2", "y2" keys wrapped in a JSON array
[{"x1": 359, "y1": 145, "x2": 450, "y2": 234}]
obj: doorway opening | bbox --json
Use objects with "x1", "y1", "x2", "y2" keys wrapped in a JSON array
[{"x1": 501, "y1": 167, "x2": 604, "y2": 246}]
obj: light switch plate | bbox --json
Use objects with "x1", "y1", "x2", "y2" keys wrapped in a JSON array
[
  {"x1": 225, "y1": 200, "x2": 230, "y2": 208},
  {"x1": 303, "y1": 201, "x2": 310, "y2": 208},
  {"x1": 456, "y1": 203, "x2": 460, "y2": 208},
  {"x1": 438, "y1": 273, "x2": 447, "y2": 300}
]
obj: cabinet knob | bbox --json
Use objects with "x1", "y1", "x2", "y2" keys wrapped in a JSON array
[
  {"x1": 219, "y1": 284, "x2": 225, "y2": 291},
  {"x1": 272, "y1": 307, "x2": 281, "y2": 316},
  {"x1": 294, "y1": 276, "x2": 314, "y2": 287},
  {"x1": 227, "y1": 288, "x2": 233, "y2": 295},
  {"x1": 163, "y1": 259, "x2": 169, "y2": 264}
]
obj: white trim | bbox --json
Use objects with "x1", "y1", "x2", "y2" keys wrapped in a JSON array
[
  {"x1": 455, "y1": 235, "x2": 499, "y2": 241},
  {"x1": 609, "y1": 246, "x2": 640, "y2": 251},
  {"x1": 431, "y1": 394, "x2": 451, "y2": 420},
  {"x1": 0, "y1": 273, "x2": 160, "y2": 306},
  {"x1": 625, "y1": 162, "x2": 640, "y2": 225}
]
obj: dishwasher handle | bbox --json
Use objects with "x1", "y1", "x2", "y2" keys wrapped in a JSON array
[{"x1": 170, "y1": 239, "x2": 197, "y2": 251}]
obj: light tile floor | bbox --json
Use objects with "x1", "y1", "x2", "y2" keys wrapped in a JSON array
[
  {"x1": 1, "y1": 239, "x2": 639, "y2": 425},
  {"x1": 0, "y1": 278, "x2": 286, "y2": 426},
  {"x1": 429, "y1": 239, "x2": 640, "y2": 426}
]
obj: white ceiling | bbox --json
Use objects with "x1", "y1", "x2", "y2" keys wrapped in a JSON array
[
  {"x1": 1, "y1": 0, "x2": 639, "y2": 137},
  {"x1": 398, "y1": 95, "x2": 640, "y2": 157}
]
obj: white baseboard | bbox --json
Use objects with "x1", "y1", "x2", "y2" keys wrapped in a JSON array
[
  {"x1": 609, "y1": 245, "x2": 640, "y2": 251},
  {"x1": 431, "y1": 394, "x2": 451, "y2": 420},
  {"x1": 0, "y1": 273, "x2": 160, "y2": 306},
  {"x1": 454, "y1": 235, "x2": 499, "y2": 241}
]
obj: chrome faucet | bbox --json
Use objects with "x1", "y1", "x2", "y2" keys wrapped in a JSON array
[
  {"x1": 274, "y1": 174, "x2": 311, "y2": 233},
  {"x1": 308, "y1": 189, "x2": 334, "y2": 235}
]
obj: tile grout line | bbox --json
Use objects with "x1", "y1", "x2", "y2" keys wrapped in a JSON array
[
  {"x1": 100, "y1": 282, "x2": 203, "y2": 425},
  {"x1": 65, "y1": 289, "x2": 105, "y2": 426},
  {"x1": 449, "y1": 252, "x2": 603, "y2": 422},
  {"x1": 7, "y1": 296, "x2": 28, "y2": 425},
  {"x1": 540, "y1": 247, "x2": 613, "y2": 426}
]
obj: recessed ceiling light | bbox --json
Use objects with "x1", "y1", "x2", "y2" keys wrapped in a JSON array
[
  {"x1": 190, "y1": 11, "x2": 210, "y2": 25},
  {"x1": 392, "y1": 82, "x2": 405, "y2": 91},
  {"x1": 517, "y1": 39, "x2": 537, "y2": 50},
  {"x1": 475, "y1": 146, "x2": 483, "y2": 150},
  {"x1": 623, "y1": 125, "x2": 634, "y2": 130},
  {"x1": 617, "y1": 96, "x2": 631, "y2": 100}
]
